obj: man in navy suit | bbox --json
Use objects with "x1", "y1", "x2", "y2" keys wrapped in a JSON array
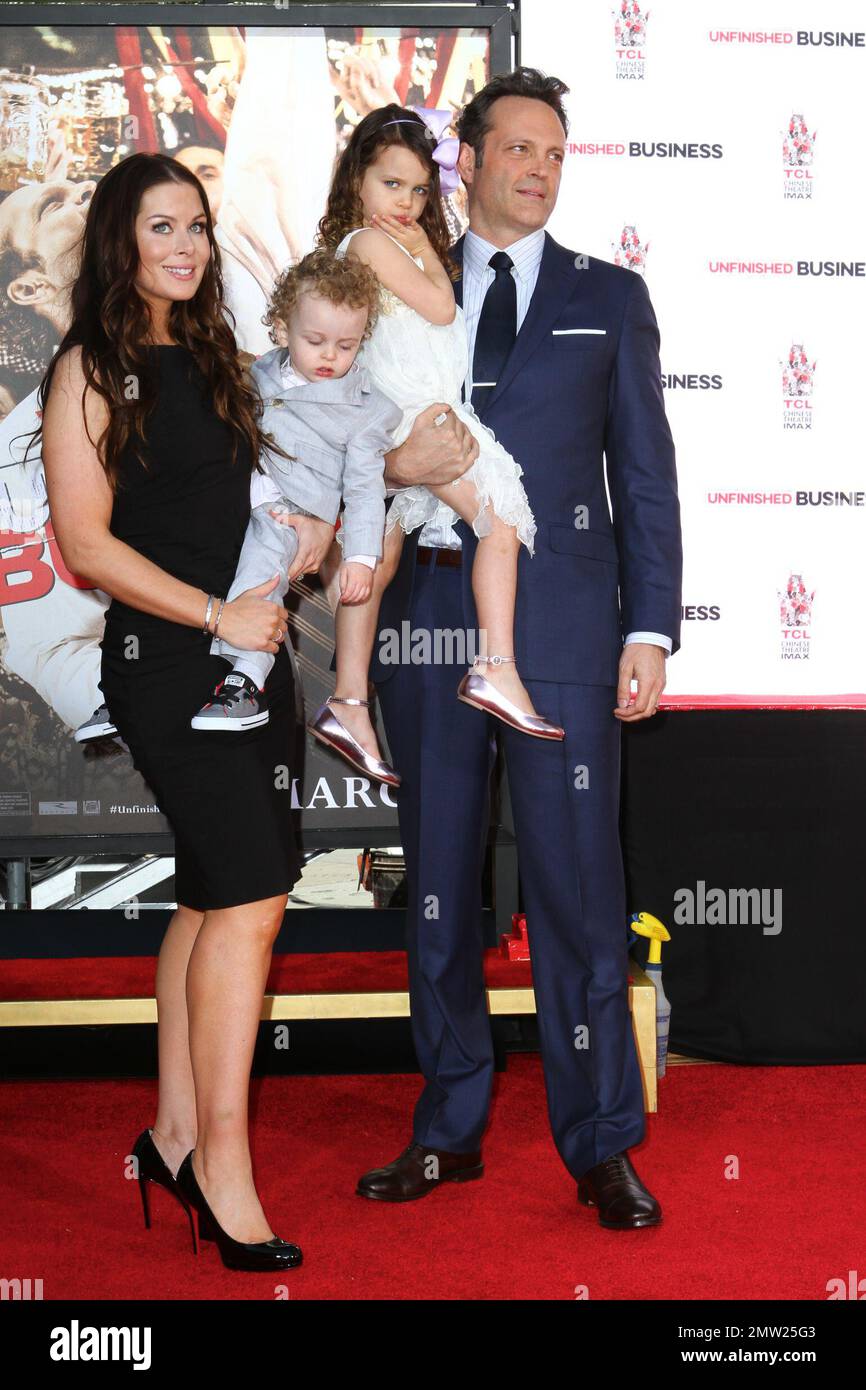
[{"x1": 356, "y1": 68, "x2": 682, "y2": 1228}]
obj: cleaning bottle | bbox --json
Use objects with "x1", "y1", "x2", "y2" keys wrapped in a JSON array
[{"x1": 630, "y1": 911, "x2": 672, "y2": 1078}]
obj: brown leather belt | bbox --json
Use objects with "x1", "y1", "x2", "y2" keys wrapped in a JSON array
[{"x1": 415, "y1": 545, "x2": 463, "y2": 568}]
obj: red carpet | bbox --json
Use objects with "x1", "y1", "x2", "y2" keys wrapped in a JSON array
[
  {"x1": 1, "y1": 1056, "x2": 863, "y2": 1300},
  {"x1": 1, "y1": 949, "x2": 532, "y2": 1000}
]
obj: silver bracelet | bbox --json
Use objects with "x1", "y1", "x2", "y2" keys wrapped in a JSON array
[
  {"x1": 202, "y1": 593, "x2": 215, "y2": 634},
  {"x1": 212, "y1": 597, "x2": 226, "y2": 638}
]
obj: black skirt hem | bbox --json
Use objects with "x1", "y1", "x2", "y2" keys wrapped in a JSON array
[{"x1": 175, "y1": 870, "x2": 301, "y2": 914}]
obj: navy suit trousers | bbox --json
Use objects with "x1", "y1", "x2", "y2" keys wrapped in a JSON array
[{"x1": 376, "y1": 555, "x2": 646, "y2": 1180}]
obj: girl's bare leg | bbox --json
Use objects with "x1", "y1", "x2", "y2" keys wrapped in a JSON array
[
  {"x1": 185, "y1": 892, "x2": 289, "y2": 1244},
  {"x1": 427, "y1": 481, "x2": 541, "y2": 717},
  {"x1": 325, "y1": 523, "x2": 405, "y2": 756},
  {"x1": 318, "y1": 537, "x2": 345, "y2": 618}
]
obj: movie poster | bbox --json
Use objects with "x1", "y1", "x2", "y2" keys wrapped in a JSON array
[{"x1": 0, "y1": 19, "x2": 489, "y2": 844}]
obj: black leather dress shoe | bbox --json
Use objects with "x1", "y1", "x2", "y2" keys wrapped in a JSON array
[
  {"x1": 577, "y1": 1151, "x2": 662, "y2": 1229},
  {"x1": 357, "y1": 1142, "x2": 484, "y2": 1202}
]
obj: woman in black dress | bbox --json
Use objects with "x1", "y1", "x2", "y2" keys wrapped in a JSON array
[{"x1": 39, "y1": 154, "x2": 334, "y2": 1272}]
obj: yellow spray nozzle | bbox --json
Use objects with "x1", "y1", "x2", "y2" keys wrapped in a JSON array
[{"x1": 630, "y1": 911, "x2": 671, "y2": 965}]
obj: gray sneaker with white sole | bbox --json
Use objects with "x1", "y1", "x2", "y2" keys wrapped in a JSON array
[
  {"x1": 74, "y1": 703, "x2": 119, "y2": 743},
  {"x1": 190, "y1": 671, "x2": 269, "y2": 731}
]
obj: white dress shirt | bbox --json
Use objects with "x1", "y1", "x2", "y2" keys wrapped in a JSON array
[
  {"x1": 416, "y1": 226, "x2": 671, "y2": 655},
  {"x1": 248, "y1": 351, "x2": 376, "y2": 570}
]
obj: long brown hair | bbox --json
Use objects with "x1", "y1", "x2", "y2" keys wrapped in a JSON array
[
  {"x1": 316, "y1": 105, "x2": 459, "y2": 281},
  {"x1": 26, "y1": 152, "x2": 284, "y2": 490}
]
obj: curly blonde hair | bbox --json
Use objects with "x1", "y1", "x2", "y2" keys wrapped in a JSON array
[{"x1": 263, "y1": 247, "x2": 383, "y2": 346}]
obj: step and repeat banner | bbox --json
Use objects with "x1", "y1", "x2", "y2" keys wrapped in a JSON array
[
  {"x1": 0, "y1": 2, "x2": 860, "y2": 852},
  {"x1": 523, "y1": 0, "x2": 863, "y2": 706},
  {"x1": 0, "y1": 9, "x2": 494, "y2": 847}
]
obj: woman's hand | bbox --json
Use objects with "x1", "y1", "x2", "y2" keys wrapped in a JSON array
[
  {"x1": 268, "y1": 509, "x2": 336, "y2": 580},
  {"x1": 216, "y1": 574, "x2": 289, "y2": 653},
  {"x1": 370, "y1": 212, "x2": 432, "y2": 261},
  {"x1": 339, "y1": 561, "x2": 373, "y2": 605}
]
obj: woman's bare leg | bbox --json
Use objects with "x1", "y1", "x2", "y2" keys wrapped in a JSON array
[
  {"x1": 326, "y1": 523, "x2": 405, "y2": 756},
  {"x1": 151, "y1": 904, "x2": 205, "y2": 1178},
  {"x1": 427, "y1": 481, "x2": 540, "y2": 717},
  {"x1": 185, "y1": 892, "x2": 289, "y2": 1244}
]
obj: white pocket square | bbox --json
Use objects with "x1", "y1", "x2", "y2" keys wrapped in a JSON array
[{"x1": 551, "y1": 328, "x2": 607, "y2": 335}]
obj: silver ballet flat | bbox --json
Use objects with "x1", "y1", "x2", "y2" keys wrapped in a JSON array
[
  {"x1": 307, "y1": 695, "x2": 401, "y2": 786},
  {"x1": 456, "y1": 655, "x2": 565, "y2": 740}
]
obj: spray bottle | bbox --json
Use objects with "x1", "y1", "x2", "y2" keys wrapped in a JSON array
[{"x1": 630, "y1": 911, "x2": 672, "y2": 1078}]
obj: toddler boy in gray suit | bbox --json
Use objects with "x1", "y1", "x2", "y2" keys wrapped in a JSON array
[{"x1": 192, "y1": 249, "x2": 402, "y2": 731}]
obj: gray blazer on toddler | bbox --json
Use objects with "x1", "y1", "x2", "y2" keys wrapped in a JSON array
[{"x1": 250, "y1": 346, "x2": 403, "y2": 560}]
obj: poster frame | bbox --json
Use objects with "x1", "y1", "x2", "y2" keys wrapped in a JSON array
[{"x1": 0, "y1": 1, "x2": 515, "y2": 857}]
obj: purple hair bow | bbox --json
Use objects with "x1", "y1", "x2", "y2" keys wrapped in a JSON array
[{"x1": 408, "y1": 106, "x2": 461, "y2": 195}]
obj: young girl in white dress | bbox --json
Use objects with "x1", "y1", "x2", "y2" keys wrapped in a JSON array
[{"x1": 308, "y1": 103, "x2": 564, "y2": 783}]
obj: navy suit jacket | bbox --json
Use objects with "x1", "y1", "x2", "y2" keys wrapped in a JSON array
[{"x1": 370, "y1": 229, "x2": 682, "y2": 688}]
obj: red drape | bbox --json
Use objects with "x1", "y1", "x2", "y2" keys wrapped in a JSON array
[{"x1": 115, "y1": 27, "x2": 159, "y2": 151}]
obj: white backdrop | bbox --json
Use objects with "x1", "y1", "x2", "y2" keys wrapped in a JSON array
[{"x1": 522, "y1": 0, "x2": 863, "y2": 705}]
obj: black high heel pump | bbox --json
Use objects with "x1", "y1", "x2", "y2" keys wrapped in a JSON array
[
  {"x1": 175, "y1": 1151, "x2": 303, "y2": 1272},
  {"x1": 132, "y1": 1128, "x2": 199, "y2": 1253}
]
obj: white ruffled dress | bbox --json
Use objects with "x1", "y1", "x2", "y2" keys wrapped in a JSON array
[{"x1": 334, "y1": 227, "x2": 536, "y2": 554}]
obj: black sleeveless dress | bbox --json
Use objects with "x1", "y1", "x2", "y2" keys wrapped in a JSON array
[{"x1": 98, "y1": 345, "x2": 301, "y2": 910}]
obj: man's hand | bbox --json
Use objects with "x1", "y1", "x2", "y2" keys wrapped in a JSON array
[
  {"x1": 339, "y1": 561, "x2": 373, "y2": 605},
  {"x1": 383, "y1": 402, "x2": 479, "y2": 489},
  {"x1": 614, "y1": 642, "x2": 666, "y2": 721},
  {"x1": 269, "y1": 510, "x2": 335, "y2": 580}
]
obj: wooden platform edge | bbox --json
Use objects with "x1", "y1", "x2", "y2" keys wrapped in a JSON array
[{"x1": 0, "y1": 969, "x2": 663, "y2": 1111}]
